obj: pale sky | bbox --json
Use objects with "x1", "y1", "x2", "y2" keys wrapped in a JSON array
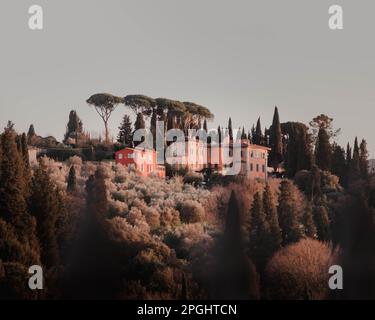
[{"x1": 0, "y1": 0, "x2": 374, "y2": 156}]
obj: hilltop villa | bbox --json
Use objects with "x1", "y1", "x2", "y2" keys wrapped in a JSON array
[{"x1": 115, "y1": 138, "x2": 270, "y2": 180}]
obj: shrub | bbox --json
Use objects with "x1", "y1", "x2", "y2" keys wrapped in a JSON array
[
  {"x1": 265, "y1": 238, "x2": 339, "y2": 299},
  {"x1": 183, "y1": 171, "x2": 204, "y2": 186},
  {"x1": 177, "y1": 200, "x2": 205, "y2": 223}
]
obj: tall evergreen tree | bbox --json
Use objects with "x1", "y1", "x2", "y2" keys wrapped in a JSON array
[
  {"x1": 263, "y1": 184, "x2": 282, "y2": 253},
  {"x1": 331, "y1": 144, "x2": 347, "y2": 186},
  {"x1": 203, "y1": 119, "x2": 208, "y2": 133},
  {"x1": 250, "y1": 192, "x2": 270, "y2": 268},
  {"x1": 349, "y1": 137, "x2": 361, "y2": 181},
  {"x1": 27, "y1": 124, "x2": 36, "y2": 145},
  {"x1": 277, "y1": 180, "x2": 303, "y2": 245},
  {"x1": 359, "y1": 139, "x2": 369, "y2": 180},
  {"x1": 214, "y1": 191, "x2": 259, "y2": 299},
  {"x1": 133, "y1": 113, "x2": 146, "y2": 147},
  {"x1": 0, "y1": 125, "x2": 40, "y2": 265},
  {"x1": 253, "y1": 118, "x2": 264, "y2": 145},
  {"x1": 0, "y1": 127, "x2": 31, "y2": 238},
  {"x1": 117, "y1": 114, "x2": 133, "y2": 146},
  {"x1": 67, "y1": 165, "x2": 77, "y2": 193},
  {"x1": 86, "y1": 167, "x2": 109, "y2": 224},
  {"x1": 30, "y1": 163, "x2": 61, "y2": 267},
  {"x1": 269, "y1": 106, "x2": 283, "y2": 171},
  {"x1": 18, "y1": 133, "x2": 32, "y2": 198},
  {"x1": 346, "y1": 142, "x2": 352, "y2": 164},
  {"x1": 303, "y1": 203, "x2": 317, "y2": 238},
  {"x1": 63, "y1": 110, "x2": 83, "y2": 144},
  {"x1": 313, "y1": 204, "x2": 330, "y2": 241},
  {"x1": 228, "y1": 117, "x2": 233, "y2": 141},
  {"x1": 315, "y1": 127, "x2": 332, "y2": 171},
  {"x1": 150, "y1": 109, "x2": 157, "y2": 149},
  {"x1": 282, "y1": 122, "x2": 313, "y2": 178}
]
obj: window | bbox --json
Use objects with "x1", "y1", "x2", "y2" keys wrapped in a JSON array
[
  {"x1": 262, "y1": 165, "x2": 265, "y2": 173},
  {"x1": 118, "y1": 153, "x2": 123, "y2": 160},
  {"x1": 250, "y1": 163, "x2": 253, "y2": 171},
  {"x1": 256, "y1": 164, "x2": 259, "y2": 172},
  {"x1": 128, "y1": 153, "x2": 135, "y2": 159}
]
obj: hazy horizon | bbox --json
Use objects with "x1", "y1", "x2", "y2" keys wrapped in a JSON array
[{"x1": 1, "y1": 0, "x2": 374, "y2": 156}]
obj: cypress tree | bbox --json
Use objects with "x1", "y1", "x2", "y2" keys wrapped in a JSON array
[
  {"x1": 253, "y1": 118, "x2": 263, "y2": 145},
  {"x1": 269, "y1": 107, "x2": 283, "y2": 172},
  {"x1": 64, "y1": 110, "x2": 83, "y2": 144},
  {"x1": 0, "y1": 126, "x2": 40, "y2": 265},
  {"x1": 0, "y1": 127, "x2": 30, "y2": 237},
  {"x1": 86, "y1": 167, "x2": 109, "y2": 224},
  {"x1": 20, "y1": 133, "x2": 32, "y2": 198},
  {"x1": 241, "y1": 127, "x2": 246, "y2": 140},
  {"x1": 359, "y1": 139, "x2": 369, "y2": 180},
  {"x1": 150, "y1": 109, "x2": 157, "y2": 149},
  {"x1": 133, "y1": 113, "x2": 146, "y2": 147},
  {"x1": 203, "y1": 119, "x2": 208, "y2": 133},
  {"x1": 315, "y1": 127, "x2": 332, "y2": 171},
  {"x1": 250, "y1": 192, "x2": 270, "y2": 268},
  {"x1": 282, "y1": 122, "x2": 313, "y2": 178},
  {"x1": 67, "y1": 165, "x2": 77, "y2": 193},
  {"x1": 331, "y1": 144, "x2": 347, "y2": 186},
  {"x1": 303, "y1": 203, "x2": 317, "y2": 238},
  {"x1": 346, "y1": 143, "x2": 352, "y2": 164},
  {"x1": 313, "y1": 204, "x2": 330, "y2": 241},
  {"x1": 228, "y1": 117, "x2": 233, "y2": 141},
  {"x1": 214, "y1": 191, "x2": 259, "y2": 299},
  {"x1": 277, "y1": 180, "x2": 303, "y2": 245},
  {"x1": 350, "y1": 137, "x2": 361, "y2": 181},
  {"x1": 217, "y1": 125, "x2": 222, "y2": 146},
  {"x1": 263, "y1": 184, "x2": 282, "y2": 252},
  {"x1": 117, "y1": 114, "x2": 133, "y2": 146},
  {"x1": 27, "y1": 124, "x2": 36, "y2": 145},
  {"x1": 30, "y1": 163, "x2": 61, "y2": 267}
]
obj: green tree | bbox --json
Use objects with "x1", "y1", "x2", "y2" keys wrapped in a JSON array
[
  {"x1": 0, "y1": 126, "x2": 36, "y2": 243},
  {"x1": 63, "y1": 110, "x2": 83, "y2": 144},
  {"x1": 86, "y1": 93, "x2": 124, "y2": 144},
  {"x1": 86, "y1": 167, "x2": 109, "y2": 224},
  {"x1": 253, "y1": 117, "x2": 264, "y2": 145},
  {"x1": 315, "y1": 127, "x2": 332, "y2": 171},
  {"x1": 277, "y1": 180, "x2": 303, "y2": 245},
  {"x1": 29, "y1": 163, "x2": 61, "y2": 267},
  {"x1": 359, "y1": 139, "x2": 369, "y2": 180},
  {"x1": 213, "y1": 191, "x2": 259, "y2": 299},
  {"x1": 269, "y1": 107, "x2": 283, "y2": 171},
  {"x1": 27, "y1": 124, "x2": 36, "y2": 145},
  {"x1": 313, "y1": 204, "x2": 330, "y2": 241},
  {"x1": 117, "y1": 114, "x2": 133, "y2": 146},
  {"x1": 331, "y1": 144, "x2": 347, "y2": 186},
  {"x1": 263, "y1": 184, "x2": 282, "y2": 253},
  {"x1": 303, "y1": 203, "x2": 317, "y2": 238},
  {"x1": 346, "y1": 143, "x2": 352, "y2": 165},
  {"x1": 309, "y1": 114, "x2": 340, "y2": 140},
  {"x1": 228, "y1": 117, "x2": 233, "y2": 141},
  {"x1": 19, "y1": 133, "x2": 32, "y2": 198},
  {"x1": 133, "y1": 112, "x2": 146, "y2": 147},
  {"x1": 250, "y1": 192, "x2": 270, "y2": 269},
  {"x1": 67, "y1": 166, "x2": 77, "y2": 193},
  {"x1": 349, "y1": 137, "x2": 361, "y2": 182},
  {"x1": 281, "y1": 122, "x2": 313, "y2": 178}
]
